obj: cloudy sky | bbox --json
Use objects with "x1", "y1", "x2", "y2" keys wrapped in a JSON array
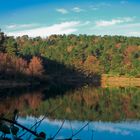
[{"x1": 0, "y1": 0, "x2": 140, "y2": 37}]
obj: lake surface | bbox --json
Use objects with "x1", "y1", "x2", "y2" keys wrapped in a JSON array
[
  {"x1": 0, "y1": 86, "x2": 140, "y2": 139},
  {"x1": 17, "y1": 116, "x2": 140, "y2": 140}
]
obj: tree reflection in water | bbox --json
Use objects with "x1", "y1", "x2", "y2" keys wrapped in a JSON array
[{"x1": 0, "y1": 86, "x2": 140, "y2": 121}]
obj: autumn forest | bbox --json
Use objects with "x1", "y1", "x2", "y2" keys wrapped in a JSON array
[{"x1": 0, "y1": 30, "x2": 140, "y2": 84}]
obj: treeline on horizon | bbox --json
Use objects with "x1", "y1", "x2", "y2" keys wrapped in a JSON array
[{"x1": 0, "y1": 30, "x2": 140, "y2": 81}]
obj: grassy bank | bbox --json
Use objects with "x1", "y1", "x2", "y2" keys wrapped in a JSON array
[{"x1": 102, "y1": 74, "x2": 140, "y2": 87}]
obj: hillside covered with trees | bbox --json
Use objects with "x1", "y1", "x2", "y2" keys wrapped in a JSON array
[{"x1": 0, "y1": 30, "x2": 140, "y2": 85}]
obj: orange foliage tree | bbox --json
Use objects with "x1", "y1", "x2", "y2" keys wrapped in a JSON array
[
  {"x1": 15, "y1": 57, "x2": 28, "y2": 74},
  {"x1": 28, "y1": 56, "x2": 44, "y2": 76},
  {"x1": 84, "y1": 55, "x2": 100, "y2": 74},
  {"x1": 0, "y1": 53, "x2": 28, "y2": 75},
  {"x1": 0, "y1": 53, "x2": 44, "y2": 78}
]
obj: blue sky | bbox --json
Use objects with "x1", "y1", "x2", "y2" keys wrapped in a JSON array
[{"x1": 0, "y1": 0, "x2": 140, "y2": 37}]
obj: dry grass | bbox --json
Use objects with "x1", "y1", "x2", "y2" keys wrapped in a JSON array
[{"x1": 101, "y1": 74, "x2": 140, "y2": 88}]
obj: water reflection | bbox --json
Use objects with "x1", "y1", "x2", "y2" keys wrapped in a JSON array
[
  {"x1": 0, "y1": 90, "x2": 44, "y2": 117},
  {"x1": 1, "y1": 86, "x2": 140, "y2": 139},
  {"x1": 0, "y1": 86, "x2": 140, "y2": 121},
  {"x1": 17, "y1": 116, "x2": 140, "y2": 140}
]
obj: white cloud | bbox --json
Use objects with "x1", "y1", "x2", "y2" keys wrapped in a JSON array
[
  {"x1": 5, "y1": 23, "x2": 39, "y2": 30},
  {"x1": 95, "y1": 17, "x2": 134, "y2": 27},
  {"x1": 96, "y1": 19, "x2": 123, "y2": 27},
  {"x1": 72, "y1": 7, "x2": 84, "y2": 13},
  {"x1": 91, "y1": 21, "x2": 140, "y2": 37},
  {"x1": 6, "y1": 21, "x2": 80, "y2": 37},
  {"x1": 128, "y1": 31, "x2": 140, "y2": 36},
  {"x1": 56, "y1": 8, "x2": 68, "y2": 14}
]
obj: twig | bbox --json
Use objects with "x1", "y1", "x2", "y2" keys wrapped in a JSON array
[
  {"x1": 51, "y1": 120, "x2": 65, "y2": 140},
  {"x1": 33, "y1": 104, "x2": 62, "y2": 129},
  {"x1": 70, "y1": 122, "x2": 89, "y2": 139},
  {"x1": 19, "y1": 104, "x2": 62, "y2": 138},
  {"x1": 69, "y1": 121, "x2": 73, "y2": 136},
  {"x1": 0, "y1": 118, "x2": 39, "y2": 137}
]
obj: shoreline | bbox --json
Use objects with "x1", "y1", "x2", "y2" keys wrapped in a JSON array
[
  {"x1": 1, "y1": 74, "x2": 140, "y2": 89},
  {"x1": 0, "y1": 80, "x2": 40, "y2": 88}
]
